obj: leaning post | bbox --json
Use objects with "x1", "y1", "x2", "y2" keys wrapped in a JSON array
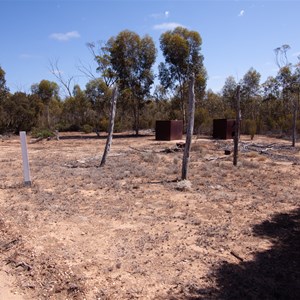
[
  {"x1": 100, "y1": 85, "x2": 118, "y2": 167},
  {"x1": 20, "y1": 131, "x2": 32, "y2": 186}
]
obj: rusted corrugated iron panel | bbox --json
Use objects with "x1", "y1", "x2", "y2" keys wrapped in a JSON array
[
  {"x1": 155, "y1": 120, "x2": 183, "y2": 141},
  {"x1": 213, "y1": 119, "x2": 235, "y2": 140}
]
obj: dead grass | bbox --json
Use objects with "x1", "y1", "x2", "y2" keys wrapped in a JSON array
[{"x1": 0, "y1": 133, "x2": 299, "y2": 299}]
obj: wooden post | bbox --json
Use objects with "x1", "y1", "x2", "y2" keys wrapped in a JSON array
[
  {"x1": 20, "y1": 131, "x2": 32, "y2": 186},
  {"x1": 233, "y1": 85, "x2": 241, "y2": 166},
  {"x1": 182, "y1": 74, "x2": 195, "y2": 180},
  {"x1": 100, "y1": 85, "x2": 118, "y2": 167}
]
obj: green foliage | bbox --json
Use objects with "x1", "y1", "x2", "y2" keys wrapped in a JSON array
[
  {"x1": 194, "y1": 107, "x2": 212, "y2": 135},
  {"x1": 82, "y1": 124, "x2": 94, "y2": 134},
  {"x1": 106, "y1": 30, "x2": 156, "y2": 134},
  {"x1": 31, "y1": 80, "x2": 59, "y2": 100},
  {"x1": 159, "y1": 27, "x2": 207, "y2": 123},
  {"x1": 0, "y1": 92, "x2": 42, "y2": 133},
  {"x1": 222, "y1": 76, "x2": 237, "y2": 110},
  {"x1": 31, "y1": 128, "x2": 54, "y2": 139},
  {"x1": 243, "y1": 119, "x2": 257, "y2": 140},
  {"x1": 31, "y1": 80, "x2": 60, "y2": 128},
  {"x1": 0, "y1": 66, "x2": 9, "y2": 99},
  {"x1": 1, "y1": 39, "x2": 300, "y2": 142}
]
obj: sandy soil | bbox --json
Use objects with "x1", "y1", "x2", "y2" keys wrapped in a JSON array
[{"x1": 0, "y1": 132, "x2": 299, "y2": 299}]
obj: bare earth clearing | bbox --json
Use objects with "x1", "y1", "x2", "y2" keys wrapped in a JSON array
[{"x1": 0, "y1": 132, "x2": 299, "y2": 299}]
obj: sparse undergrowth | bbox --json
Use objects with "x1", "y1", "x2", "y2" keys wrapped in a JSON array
[{"x1": 0, "y1": 133, "x2": 299, "y2": 299}]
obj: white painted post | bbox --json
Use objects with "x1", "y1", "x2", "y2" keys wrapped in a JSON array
[{"x1": 20, "y1": 131, "x2": 31, "y2": 186}]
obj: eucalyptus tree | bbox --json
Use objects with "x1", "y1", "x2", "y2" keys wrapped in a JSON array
[
  {"x1": 0, "y1": 66, "x2": 10, "y2": 133},
  {"x1": 62, "y1": 85, "x2": 94, "y2": 130},
  {"x1": 240, "y1": 67, "x2": 261, "y2": 120},
  {"x1": 1, "y1": 92, "x2": 42, "y2": 133},
  {"x1": 31, "y1": 80, "x2": 59, "y2": 128},
  {"x1": 276, "y1": 65, "x2": 300, "y2": 146},
  {"x1": 159, "y1": 27, "x2": 207, "y2": 125},
  {"x1": 85, "y1": 78, "x2": 112, "y2": 130},
  {"x1": 222, "y1": 76, "x2": 238, "y2": 112},
  {"x1": 261, "y1": 76, "x2": 282, "y2": 132},
  {"x1": 0, "y1": 66, "x2": 9, "y2": 98},
  {"x1": 103, "y1": 30, "x2": 157, "y2": 135},
  {"x1": 274, "y1": 45, "x2": 300, "y2": 145}
]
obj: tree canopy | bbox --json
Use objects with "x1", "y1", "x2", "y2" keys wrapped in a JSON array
[
  {"x1": 159, "y1": 27, "x2": 207, "y2": 124},
  {"x1": 103, "y1": 30, "x2": 157, "y2": 134}
]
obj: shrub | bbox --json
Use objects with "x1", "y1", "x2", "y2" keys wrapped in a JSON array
[
  {"x1": 31, "y1": 128, "x2": 54, "y2": 139},
  {"x1": 243, "y1": 119, "x2": 257, "y2": 140},
  {"x1": 82, "y1": 124, "x2": 94, "y2": 134}
]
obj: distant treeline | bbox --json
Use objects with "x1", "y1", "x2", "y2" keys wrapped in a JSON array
[{"x1": 0, "y1": 29, "x2": 299, "y2": 139}]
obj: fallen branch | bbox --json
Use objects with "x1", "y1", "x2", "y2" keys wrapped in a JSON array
[
  {"x1": 16, "y1": 261, "x2": 32, "y2": 271},
  {"x1": 0, "y1": 238, "x2": 20, "y2": 251},
  {"x1": 129, "y1": 146, "x2": 155, "y2": 153},
  {"x1": 29, "y1": 137, "x2": 43, "y2": 144},
  {"x1": 206, "y1": 155, "x2": 229, "y2": 161},
  {"x1": 230, "y1": 250, "x2": 244, "y2": 262}
]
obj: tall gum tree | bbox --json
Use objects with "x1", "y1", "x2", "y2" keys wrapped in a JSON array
[
  {"x1": 102, "y1": 30, "x2": 156, "y2": 135},
  {"x1": 275, "y1": 45, "x2": 300, "y2": 146},
  {"x1": 31, "y1": 80, "x2": 59, "y2": 129},
  {"x1": 159, "y1": 27, "x2": 207, "y2": 127},
  {"x1": 240, "y1": 67, "x2": 261, "y2": 122}
]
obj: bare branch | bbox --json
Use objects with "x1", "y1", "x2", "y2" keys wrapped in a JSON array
[
  {"x1": 274, "y1": 44, "x2": 291, "y2": 68},
  {"x1": 76, "y1": 59, "x2": 97, "y2": 80},
  {"x1": 49, "y1": 58, "x2": 74, "y2": 97}
]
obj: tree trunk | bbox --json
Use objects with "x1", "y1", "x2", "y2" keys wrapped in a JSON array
[
  {"x1": 182, "y1": 74, "x2": 195, "y2": 180},
  {"x1": 233, "y1": 85, "x2": 241, "y2": 166},
  {"x1": 100, "y1": 85, "x2": 118, "y2": 167},
  {"x1": 292, "y1": 92, "x2": 299, "y2": 147},
  {"x1": 135, "y1": 101, "x2": 140, "y2": 136},
  {"x1": 180, "y1": 86, "x2": 186, "y2": 132},
  {"x1": 46, "y1": 102, "x2": 50, "y2": 129}
]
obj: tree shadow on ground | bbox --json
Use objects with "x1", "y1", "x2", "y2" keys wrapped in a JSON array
[
  {"x1": 58, "y1": 133, "x2": 154, "y2": 140},
  {"x1": 179, "y1": 208, "x2": 300, "y2": 300}
]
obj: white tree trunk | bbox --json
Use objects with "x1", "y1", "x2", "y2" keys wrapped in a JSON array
[
  {"x1": 182, "y1": 74, "x2": 195, "y2": 180},
  {"x1": 100, "y1": 85, "x2": 118, "y2": 167}
]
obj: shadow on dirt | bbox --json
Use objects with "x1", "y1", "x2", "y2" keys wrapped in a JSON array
[
  {"x1": 177, "y1": 208, "x2": 300, "y2": 299},
  {"x1": 59, "y1": 133, "x2": 154, "y2": 140}
]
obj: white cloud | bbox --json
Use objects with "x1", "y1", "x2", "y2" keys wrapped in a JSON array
[
  {"x1": 49, "y1": 31, "x2": 80, "y2": 41},
  {"x1": 238, "y1": 10, "x2": 245, "y2": 17},
  {"x1": 153, "y1": 22, "x2": 185, "y2": 31},
  {"x1": 150, "y1": 10, "x2": 170, "y2": 19}
]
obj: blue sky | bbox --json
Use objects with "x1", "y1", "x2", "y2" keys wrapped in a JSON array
[{"x1": 1, "y1": 0, "x2": 300, "y2": 96}]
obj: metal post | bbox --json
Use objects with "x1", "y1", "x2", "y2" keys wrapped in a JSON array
[{"x1": 20, "y1": 131, "x2": 31, "y2": 186}]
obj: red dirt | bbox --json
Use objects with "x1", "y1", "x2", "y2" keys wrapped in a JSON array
[{"x1": 0, "y1": 132, "x2": 299, "y2": 299}]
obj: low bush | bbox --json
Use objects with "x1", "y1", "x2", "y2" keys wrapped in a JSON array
[{"x1": 31, "y1": 128, "x2": 54, "y2": 139}]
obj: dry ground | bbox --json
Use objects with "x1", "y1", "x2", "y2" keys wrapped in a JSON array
[{"x1": 0, "y1": 132, "x2": 299, "y2": 299}]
